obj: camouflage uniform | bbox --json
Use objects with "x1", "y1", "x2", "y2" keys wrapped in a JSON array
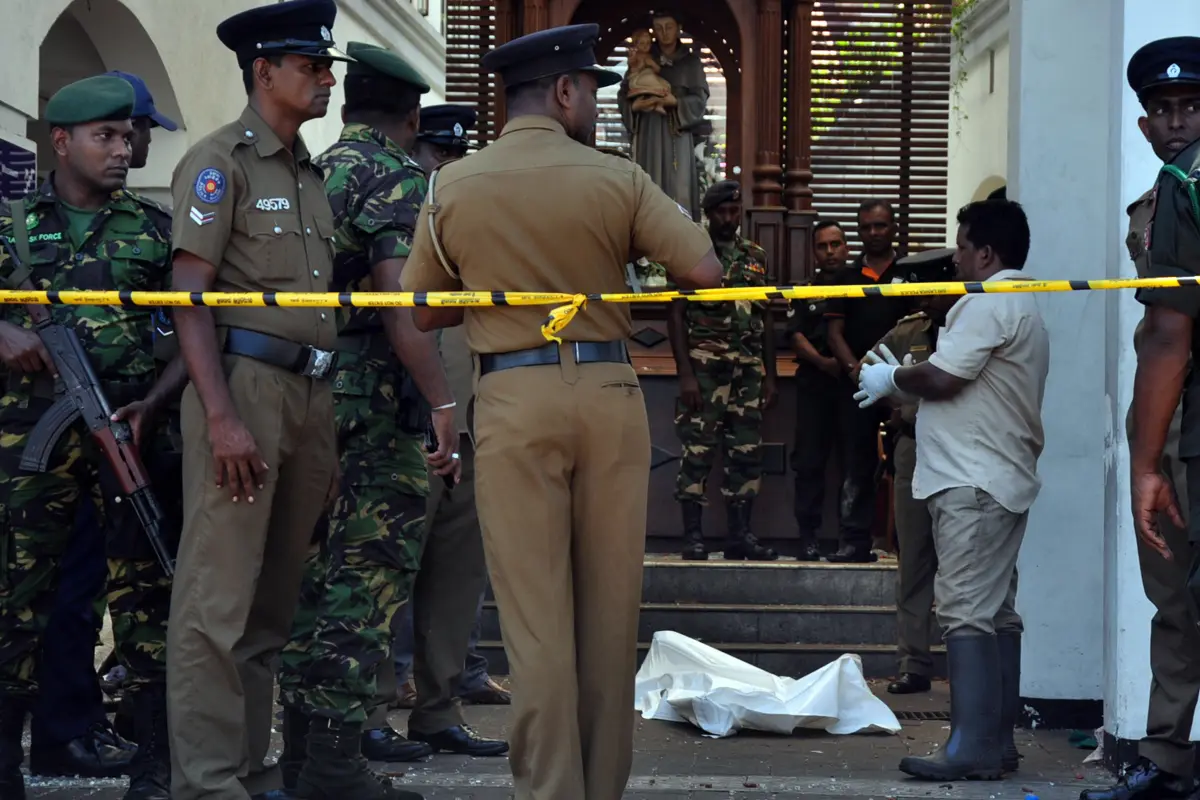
[
  {"x1": 674, "y1": 237, "x2": 770, "y2": 502},
  {"x1": 276, "y1": 123, "x2": 430, "y2": 725},
  {"x1": 0, "y1": 177, "x2": 177, "y2": 699}
]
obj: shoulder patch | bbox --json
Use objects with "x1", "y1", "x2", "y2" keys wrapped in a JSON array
[
  {"x1": 194, "y1": 168, "x2": 227, "y2": 204},
  {"x1": 675, "y1": 202, "x2": 692, "y2": 218}
]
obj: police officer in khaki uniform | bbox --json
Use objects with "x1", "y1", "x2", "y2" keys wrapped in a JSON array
[
  {"x1": 871, "y1": 249, "x2": 956, "y2": 699},
  {"x1": 1090, "y1": 38, "x2": 1200, "y2": 800},
  {"x1": 400, "y1": 24, "x2": 722, "y2": 800},
  {"x1": 164, "y1": 1, "x2": 347, "y2": 797}
]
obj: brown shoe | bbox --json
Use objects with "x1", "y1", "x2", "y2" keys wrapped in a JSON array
[
  {"x1": 389, "y1": 680, "x2": 417, "y2": 710},
  {"x1": 459, "y1": 678, "x2": 511, "y2": 706}
]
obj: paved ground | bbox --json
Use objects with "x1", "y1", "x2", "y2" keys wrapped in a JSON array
[{"x1": 26, "y1": 681, "x2": 1112, "y2": 799}]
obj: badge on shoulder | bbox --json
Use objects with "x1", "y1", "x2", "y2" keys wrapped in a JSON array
[{"x1": 194, "y1": 168, "x2": 227, "y2": 204}]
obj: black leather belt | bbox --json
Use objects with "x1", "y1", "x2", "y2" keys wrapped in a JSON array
[
  {"x1": 478, "y1": 341, "x2": 629, "y2": 377},
  {"x1": 224, "y1": 328, "x2": 338, "y2": 380}
]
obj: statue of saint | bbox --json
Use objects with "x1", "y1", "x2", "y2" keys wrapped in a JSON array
[{"x1": 618, "y1": 13, "x2": 711, "y2": 220}]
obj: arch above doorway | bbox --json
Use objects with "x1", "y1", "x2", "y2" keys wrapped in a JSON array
[
  {"x1": 30, "y1": 0, "x2": 185, "y2": 203},
  {"x1": 971, "y1": 175, "x2": 1008, "y2": 203}
]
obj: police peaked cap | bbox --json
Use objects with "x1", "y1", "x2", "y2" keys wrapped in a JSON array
[
  {"x1": 417, "y1": 104, "x2": 477, "y2": 150},
  {"x1": 1127, "y1": 37, "x2": 1200, "y2": 99},
  {"x1": 44, "y1": 75, "x2": 135, "y2": 127},
  {"x1": 346, "y1": 42, "x2": 431, "y2": 93},
  {"x1": 894, "y1": 247, "x2": 956, "y2": 283},
  {"x1": 481, "y1": 23, "x2": 621, "y2": 89},
  {"x1": 701, "y1": 180, "x2": 743, "y2": 212},
  {"x1": 217, "y1": 0, "x2": 351, "y2": 69}
]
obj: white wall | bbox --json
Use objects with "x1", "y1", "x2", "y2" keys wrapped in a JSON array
[
  {"x1": 1008, "y1": 0, "x2": 1113, "y2": 703},
  {"x1": 0, "y1": 0, "x2": 446, "y2": 205},
  {"x1": 1105, "y1": 0, "x2": 1200, "y2": 743},
  {"x1": 945, "y1": 0, "x2": 1010, "y2": 242}
]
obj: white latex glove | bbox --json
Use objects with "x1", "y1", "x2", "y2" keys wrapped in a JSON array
[{"x1": 853, "y1": 345, "x2": 913, "y2": 408}]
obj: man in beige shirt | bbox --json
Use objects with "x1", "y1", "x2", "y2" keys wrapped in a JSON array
[{"x1": 855, "y1": 199, "x2": 1049, "y2": 784}]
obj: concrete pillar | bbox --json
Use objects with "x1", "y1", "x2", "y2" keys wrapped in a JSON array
[{"x1": 1009, "y1": 0, "x2": 1200, "y2": 745}]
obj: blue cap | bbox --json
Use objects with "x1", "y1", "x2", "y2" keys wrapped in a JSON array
[
  {"x1": 1127, "y1": 37, "x2": 1200, "y2": 99},
  {"x1": 418, "y1": 104, "x2": 477, "y2": 150},
  {"x1": 105, "y1": 70, "x2": 178, "y2": 131},
  {"x1": 216, "y1": 0, "x2": 350, "y2": 69}
]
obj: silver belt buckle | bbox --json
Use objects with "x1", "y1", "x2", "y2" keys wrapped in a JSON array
[
  {"x1": 302, "y1": 346, "x2": 336, "y2": 379},
  {"x1": 572, "y1": 341, "x2": 583, "y2": 364}
]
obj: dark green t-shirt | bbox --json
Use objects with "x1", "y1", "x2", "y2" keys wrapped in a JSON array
[{"x1": 58, "y1": 201, "x2": 99, "y2": 250}]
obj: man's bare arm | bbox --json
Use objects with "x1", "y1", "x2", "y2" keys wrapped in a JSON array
[
  {"x1": 171, "y1": 252, "x2": 236, "y2": 422},
  {"x1": 667, "y1": 299, "x2": 693, "y2": 378},
  {"x1": 412, "y1": 307, "x2": 464, "y2": 333},
  {"x1": 893, "y1": 360, "x2": 970, "y2": 401},
  {"x1": 827, "y1": 318, "x2": 857, "y2": 375},
  {"x1": 1132, "y1": 305, "x2": 1192, "y2": 474},
  {"x1": 673, "y1": 249, "x2": 723, "y2": 289},
  {"x1": 374, "y1": 257, "x2": 453, "y2": 408}
]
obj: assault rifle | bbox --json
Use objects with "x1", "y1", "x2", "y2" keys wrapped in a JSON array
[{"x1": 0, "y1": 232, "x2": 175, "y2": 577}]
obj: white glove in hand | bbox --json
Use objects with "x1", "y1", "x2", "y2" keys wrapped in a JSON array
[{"x1": 853, "y1": 345, "x2": 912, "y2": 408}]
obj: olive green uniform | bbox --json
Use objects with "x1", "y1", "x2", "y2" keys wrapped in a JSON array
[
  {"x1": 1126, "y1": 186, "x2": 1200, "y2": 778},
  {"x1": 875, "y1": 312, "x2": 939, "y2": 679}
]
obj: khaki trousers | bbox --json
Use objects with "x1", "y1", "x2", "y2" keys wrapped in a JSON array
[
  {"x1": 474, "y1": 357, "x2": 650, "y2": 800},
  {"x1": 927, "y1": 486, "x2": 1024, "y2": 639},
  {"x1": 1127, "y1": 403, "x2": 1200, "y2": 777},
  {"x1": 167, "y1": 358, "x2": 336, "y2": 800},
  {"x1": 409, "y1": 436, "x2": 490, "y2": 734},
  {"x1": 892, "y1": 435, "x2": 938, "y2": 676}
]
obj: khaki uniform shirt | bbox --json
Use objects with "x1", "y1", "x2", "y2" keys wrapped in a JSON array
[
  {"x1": 401, "y1": 116, "x2": 713, "y2": 354},
  {"x1": 875, "y1": 311, "x2": 937, "y2": 430},
  {"x1": 170, "y1": 105, "x2": 337, "y2": 351},
  {"x1": 913, "y1": 269, "x2": 1051, "y2": 513}
]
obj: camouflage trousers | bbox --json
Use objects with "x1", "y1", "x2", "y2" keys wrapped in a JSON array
[
  {"x1": 674, "y1": 352, "x2": 765, "y2": 503},
  {"x1": 0, "y1": 420, "x2": 178, "y2": 698},
  {"x1": 277, "y1": 380, "x2": 430, "y2": 724}
]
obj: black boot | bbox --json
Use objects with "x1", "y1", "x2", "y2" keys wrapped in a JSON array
[
  {"x1": 295, "y1": 716, "x2": 423, "y2": 800},
  {"x1": 723, "y1": 501, "x2": 777, "y2": 561},
  {"x1": 123, "y1": 685, "x2": 170, "y2": 800},
  {"x1": 795, "y1": 532, "x2": 822, "y2": 562},
  {"x1": 0, "y1": 696, "x2": 27, "y2": 800},
  {"x1": 279, "y1": 706, "x2": 310, "y2": 790},
  {"x1": 899, "y1": 634, "x2": 1003, "y2": 781},
  {"x1": 680, "y1": 502, "x2": 707, "y2": 560},
  {"x1": 998, "y1": 633, "x2": 1021, "y2": 773},
  {"x1": 1080, "y1": 759, "x2": 1194, "y2": 800}
]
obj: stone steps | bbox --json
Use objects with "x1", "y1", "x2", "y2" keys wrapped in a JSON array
[{"x1": 477, "y1": 558, "x2": 946, "y2": 679}]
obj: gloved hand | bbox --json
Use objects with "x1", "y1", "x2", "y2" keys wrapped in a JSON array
[{"x1": 854, "y1": 345, "x2": 913, "y2": 408}]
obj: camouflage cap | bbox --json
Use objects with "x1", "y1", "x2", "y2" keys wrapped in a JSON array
[
  {"x1": 346, "y1": 41, "x2": 431, "y2": 93},
  {"x1": 44, "y1": 75, "x2": 135, "y2": 127}
]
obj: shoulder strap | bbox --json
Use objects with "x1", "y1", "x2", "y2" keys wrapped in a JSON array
[
  {"x1": 424, "y1": 168, "x2": 460, "y2": 281},
  {"x1": 3, "y1": 199, "x2": 34, "y2": 289},
  {"x1": 1161, "y1": 164, "x2": 1200, "y2": 227}
]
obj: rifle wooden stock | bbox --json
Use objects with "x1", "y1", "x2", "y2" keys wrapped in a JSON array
[{"x1": 1, "y1": 238, "x2": 175, "y2": 576}]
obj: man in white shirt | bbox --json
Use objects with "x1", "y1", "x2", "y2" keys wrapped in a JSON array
[{"x1": 855, "y1": 199, "x2": 1050, "y2": 782}]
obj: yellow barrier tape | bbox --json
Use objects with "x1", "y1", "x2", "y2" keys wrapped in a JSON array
[{"x1": 3, "y1": 276, "x2": 1194, "y2": 342}]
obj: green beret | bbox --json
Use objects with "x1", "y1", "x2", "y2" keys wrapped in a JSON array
[
  {"x1": 44, "y1": 75, "x2": 136, "y2": 127},
  {"x1": 346, "y1": 42, "x2": 430, "y2": 93}
]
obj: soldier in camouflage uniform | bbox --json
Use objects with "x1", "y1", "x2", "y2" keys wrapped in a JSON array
[
  {"x1": 668, "y1": 180, "x2": 777, "y2": 561},
  {"x1": 273, "y1": 43, "x2": 459, "y2": 800},
  {"x1": 0, "y1": 76, "x2": 185, "y2": 800}
]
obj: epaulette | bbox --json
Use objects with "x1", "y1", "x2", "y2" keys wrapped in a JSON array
[
  {"x1": 1127, "y1": 188, "x2": 1155, "y2": 217},
  {"x1": 125, "y1": 189, "x2": 172, "y2": 218},
  {"x1": 895, "y1": 311, "x2": 929, "y2": 325}
]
